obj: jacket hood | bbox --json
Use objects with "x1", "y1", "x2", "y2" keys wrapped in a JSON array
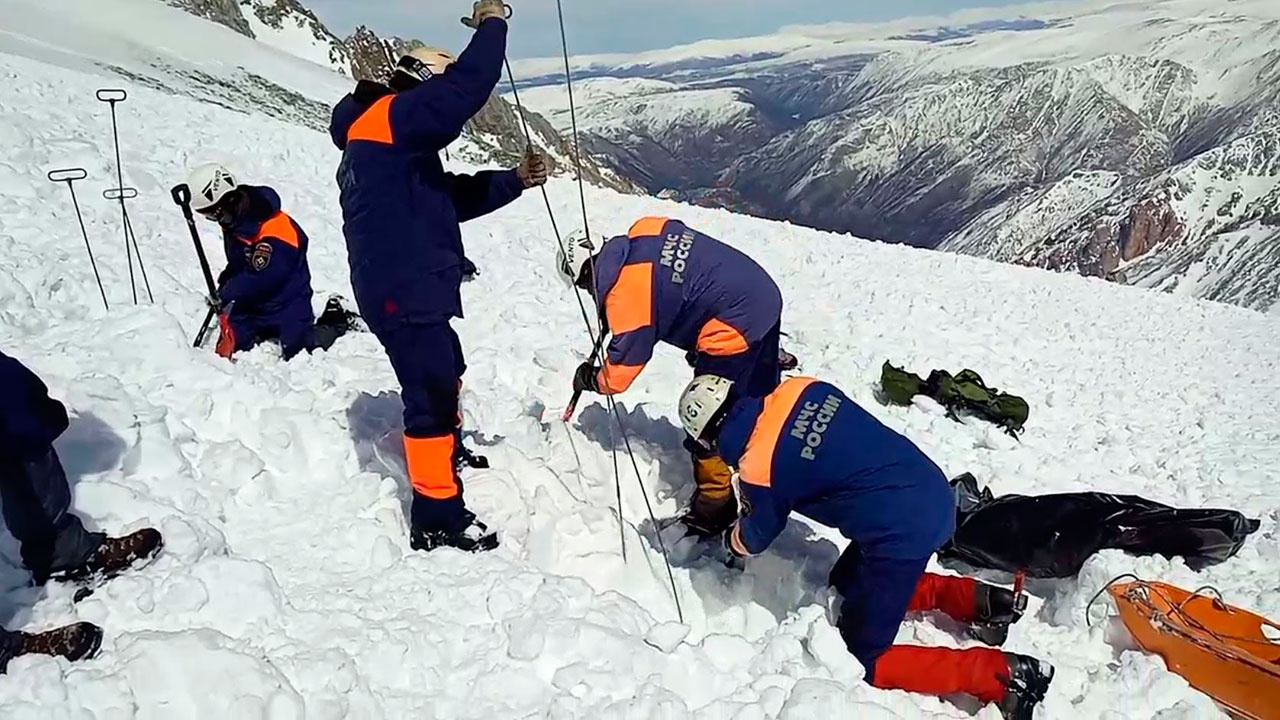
[
  {"x1": 228, "y1": 185, "x2": 283, "y2": 238},
  {"x1": 330, "y1": 80, "x2": 393, "y2": 151}
]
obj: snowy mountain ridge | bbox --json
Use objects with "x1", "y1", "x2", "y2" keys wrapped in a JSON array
[
  {"x1": 152, "y1": 0, "x2": 635, "y2": 191},
  {"x1": 512, "y1": 0, "x2": 1280, "y2": 312},
  {"x1": 1, "y1": 0, "x2": 1279, "y2": 716}
]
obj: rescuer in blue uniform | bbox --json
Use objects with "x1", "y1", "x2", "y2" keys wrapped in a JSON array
[
  {"x1": 187, "y1": 163, "x2": 316, "y2": 361},
  {"x1": 676, "y1": 374, "x2": 1055, "y2": 719},
  {"x1": 329, "y1": 0, "x2": 549, "y2": 553}
]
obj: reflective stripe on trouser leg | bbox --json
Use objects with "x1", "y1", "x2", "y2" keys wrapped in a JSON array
[
  {"x1": 871, "y1": 645, "x2": 1010, "y2": 703},
  {"x1": 403, "y1": 433, "x2": 458, "y2": 500}
]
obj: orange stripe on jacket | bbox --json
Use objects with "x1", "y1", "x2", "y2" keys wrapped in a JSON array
[
  {"x1": 696, "y1": 318, "x2": 750, "y2": 356},
  {"x1": 403, "y1": 434, "x2": 458, "y2": 500},
  {"x1": 737, "y1": 377, "x2": 817, "y2": 488},
  {"x1": 252, "y1": 212, "x2": 302, "y2": 248},
  {"x1": 596, "y1": 361, "x2": 645, "y2": 395},
  {"x1": 347, "y1": 95, "x2": 395, "y2": 145},
  {"x1": 604, "y1": 262, "x2": 654, "y2": 335},
  {"x1": 628, "y1": 216, "x2": 669, "y2": 239}
]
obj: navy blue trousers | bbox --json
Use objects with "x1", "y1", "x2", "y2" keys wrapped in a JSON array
[
  {"x1": 377, "y1": 322, "x2": 469, "y2": 532},
  {"x1": 0, "y1": 449, "x2": 103, "y2": 583},
  {"x1": 828, "y1": 542, "x2": 932, "y2": 683},
  {"x1": 227, "y1": 302, "x2": 316, "y2": 361}
]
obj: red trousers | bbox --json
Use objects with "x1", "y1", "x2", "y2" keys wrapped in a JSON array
[{"x1": 872, "y1": 573, "x2": 1010, "y2": 703}]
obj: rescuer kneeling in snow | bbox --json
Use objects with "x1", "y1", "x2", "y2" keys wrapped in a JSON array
[
  {"x1": 328, "y1": 0, "x2": 548, "y2": 553},
  {"x1": 187, "y1": 162, "x2": 335, "y2": 361},
  {"x1": 560, "y1": 216, "x2": 792, "y2": 539},
  {"x1": 676, "y1": 374, "x2": 1055, "y2": 719}
]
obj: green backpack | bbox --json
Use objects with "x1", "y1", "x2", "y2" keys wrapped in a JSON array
[{"x1": 880, "y1": 362, "x2": 1029, "y2": 437}]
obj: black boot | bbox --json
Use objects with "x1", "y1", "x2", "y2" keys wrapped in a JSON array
[
  {"x1": 53, "y1": 528, "x2": 163, "y2": 585},
  {"x1": 969, "y1": 581, "x2": 1027, "y2": 646},
  {"x1": 453, "y1": 442, "x2": 489, "y2": 471},
  {"x1": 997, "y1": 653, "x2": 1054, "y2": 720},
  {"x1": 1, "y1": 622, "x2": 103, "y2": 673},
  {"x1": 410, "y1": 511, "x2": 498, "y2": 553}
]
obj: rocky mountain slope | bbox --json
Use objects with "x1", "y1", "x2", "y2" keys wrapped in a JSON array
[
  {"x1": 160, "y1": 0, "x2": 634, "y2": 191},
  {"x1": 513, "y1": 0, "x2": 1280, "y2": 312}
]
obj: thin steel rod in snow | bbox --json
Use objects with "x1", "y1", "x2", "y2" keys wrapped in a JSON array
[
  {"x1": 47, "y1": 168, "x2": 108, "y2": 311},
  {"x1": 105, "y1": 187, "x2": 154, "y2": 303},
  {"x1": 554, "y1": 0, "x2": 683, "y2": 623},
  {"x1": 97, "y1": 88, "x2": 139, "y2": 304},
  {"x1": 503, "y1": 57, "x2": 577, "y2": 328},
  {"x1": 554, "y1": 0, "x2": 593, "y2": 245}
]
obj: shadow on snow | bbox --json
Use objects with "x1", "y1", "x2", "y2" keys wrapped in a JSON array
[{"x1": 0, "y1": 412, "x2": 128, "y2": 628}]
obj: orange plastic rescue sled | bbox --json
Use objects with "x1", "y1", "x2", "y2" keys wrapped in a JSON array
[{"x1": 1107, "y1": 580, "x2": 1280, "y2": 720}]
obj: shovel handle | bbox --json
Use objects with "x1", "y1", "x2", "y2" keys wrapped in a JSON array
[{"x1": 96, "y1": 88, "x2": 127, "y2": 103}]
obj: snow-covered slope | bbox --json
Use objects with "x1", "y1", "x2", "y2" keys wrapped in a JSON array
[
  {"x1": 512, "y1": 0, "x2": 1280, "y2": 312},
  {"x1": 0, "y1": 0, "x2": 350, "y2": 132},
  {"x1": 3, "y1": 5, "x2": 1280, "y2": 720}
]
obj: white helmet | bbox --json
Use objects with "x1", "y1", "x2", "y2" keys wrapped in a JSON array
[
  {"x1": 678, "y1": 375, "x2": 735, "y2": 443},
  {"x1": 187, "y1": 162, "x2": 238, "y2": 212},
  {"x1": 556, "y1": 230, "x2": 597, "y2": 289},
  {"x1": 394, "y1": 46, "x2": 456, "y2": 83}
]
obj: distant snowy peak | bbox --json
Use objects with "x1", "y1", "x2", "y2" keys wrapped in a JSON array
[
  {"x1": 344, "y1": 25, "x2": 406, "y2": 84},
  {"x1": 163, "y1": 0, "x2": 349, "y2": 73},
  {"x1": 241, "y1": 0, "x2": 351, "y2": 73}
]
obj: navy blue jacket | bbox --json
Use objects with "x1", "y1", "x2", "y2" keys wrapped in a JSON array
[
  {"x1": 329, "y1": 18, "x2": 525, "y2": 333},
  {"x1": 217, "y1": 185, "x2": 314, "y2": 322},
  {"x1": 718, "y1": 377, "x2": 956, "y2": 560},
  {"x1": 0, "y1": 351, "x2": 69, "y2": 461}
]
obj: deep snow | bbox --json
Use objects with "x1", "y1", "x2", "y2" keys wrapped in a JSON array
[{"x1": 1, "y1": 12, "x2": 1280, "y2": 720}]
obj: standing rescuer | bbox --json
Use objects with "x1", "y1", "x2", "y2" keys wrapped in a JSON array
[
  {"x1": 329, "y1": 0, "x2": 548, "y2": 553},
  {"x1": 677, "y1": 373, "x2": 1055, "y2": 719}
]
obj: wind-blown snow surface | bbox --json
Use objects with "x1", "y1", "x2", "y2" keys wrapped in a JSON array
[{"x1": 2, "y1": 45, "x2": 1280, "y2": 720}]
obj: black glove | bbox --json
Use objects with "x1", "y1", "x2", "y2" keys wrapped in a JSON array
[
  {"x1": 684, "y1": 349, "x2": 698, "y2": 368},
  {"x1": 683, "y1": 433, "x2": 714, "y2": 460},
  {"x1": 573, "y1": 362, "x2": 601, "y2": 394},
  {"x1": 461, "y1": 257, "x2": 479, "y2": 283}
]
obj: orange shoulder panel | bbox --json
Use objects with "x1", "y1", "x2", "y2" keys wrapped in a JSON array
[
  {"x1": 255, "y1": 212, "x2": 301, "y2": 248},
  {"x1": 605, "y1": 261, "x2": 654, "y2": 335},
  {"x1": 347, "y1": 95, "x2": 395, "y2": 145},
  {"x1": 628, "y1": 216, "x2": 669, "y2": 238},
  {"x1": 737, "y1": 377, "x2": 818, "y2": 488}
]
